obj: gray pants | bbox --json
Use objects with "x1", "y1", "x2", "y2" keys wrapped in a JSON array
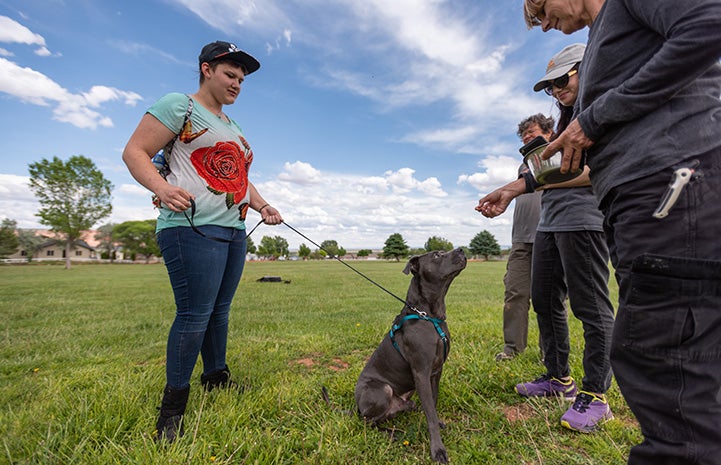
[{"x1": 501, "y1": 242, "x2": 536, "y2": 355}]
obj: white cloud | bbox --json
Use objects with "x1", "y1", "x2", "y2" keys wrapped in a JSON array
[
  {"x1": 34, "y1": 46, "x2": 51, "y2": 57},
  {"x1": 0, "y1": 15, "x2": 47, "y2": 47},
  {"x1": 277, "y1": 161, "x2": 323, "y2": 184},
  {"x1": 0, "y1": 57, "x2": 142, "y2": 129},
  {"x1": 458, "y1": 154, "x2": 520, "y2": 193},
  {"x1": 0, "y1": 174, "x2": 41, "y2": 228}
]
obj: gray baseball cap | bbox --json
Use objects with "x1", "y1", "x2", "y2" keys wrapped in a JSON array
[{"x1": 533, "y1": 43, "x2": 585, "y2": 92}]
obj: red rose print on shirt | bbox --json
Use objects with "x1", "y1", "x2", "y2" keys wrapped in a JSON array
[{"x1": 191, "y1": 140, "x2": 249, "y2": 209}]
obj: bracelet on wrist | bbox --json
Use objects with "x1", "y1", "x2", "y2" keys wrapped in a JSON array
[
  {"x1": 258, "y1": 204, "x2": 269, "y2": 213},
  {"x1": 521, "y1": 171, "x2": 543, "y2": 193}
]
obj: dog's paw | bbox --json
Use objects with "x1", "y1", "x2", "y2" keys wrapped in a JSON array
[{"x1": 431, "y1": 447, "x2": 449, "y2": 463}]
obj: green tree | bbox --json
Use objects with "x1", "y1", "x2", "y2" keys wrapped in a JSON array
[
  {"x1": 424, "y1": 236, "x2": 454, "y2": 252},
  {"x1": 114, "y1": 220, "x2": 159, "y2": 263},
  {"x1": 94, "y1": 223, "x2": 116, "y2": 261},
  {"x1": 298, "y1": 243, "x2": 311, "y2": 260},
  {"x1": 257, "y1": 235, "x2": 289, "y2": 259},
  {"x1": 0, "y1": 219, "x2": 19, "y2": 259},
  {"x1": 319, "y1": 239, "x2": 346, "y2": 258},
  {"x1": 469, "y1": 230, "x2": 501, "y2": 260},
  {"x1": 382, "y1": 233, "x2": 409, "y2": 261},
  {"x1": 17, "y1": 229, "x2": 44, "y2": 262},
  {"x1": 357, "y1": 249, "x2": 372, "y2": 257},
  {"x1": 246, "y1": 236, "x2": 257, "y2": 254},
  {"x1": 28, "y1": 155, "x2": 113, "y2": 269}
]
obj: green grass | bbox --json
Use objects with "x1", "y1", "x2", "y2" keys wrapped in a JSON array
[{"x1": 0, "y1": 260, "x2": 640, "y2": 464}]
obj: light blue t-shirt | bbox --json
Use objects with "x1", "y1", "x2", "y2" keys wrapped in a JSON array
[{"x1": 148, "y1": 93, "x2": 253, "y2": 232}]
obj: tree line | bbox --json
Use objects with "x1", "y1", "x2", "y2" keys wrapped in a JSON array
[{"x1": 0, "y1": 155, "x2": 502, "y2": 267}]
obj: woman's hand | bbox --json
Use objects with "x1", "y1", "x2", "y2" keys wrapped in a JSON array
[
  {"x1": 542, "y1": 119, "x2": 594, "y2": 174},
  {"x1": 259, "y1": 205, "x2": 283, "y2": 225},
  {"x1": 154, "y1": 184, "x2": 195, "y2": 212}
]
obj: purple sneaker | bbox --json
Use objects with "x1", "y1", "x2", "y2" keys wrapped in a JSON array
[
  {"x1": 515, "y1": 374, "x2": 577, "y2": 400},
  {"x1": 560, "y1": 391, "x2": 613, "y2": 433}
]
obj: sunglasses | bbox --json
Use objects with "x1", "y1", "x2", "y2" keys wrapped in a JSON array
[{"x1": 543, "y1": 69, "x2": 578, "y2": 95}]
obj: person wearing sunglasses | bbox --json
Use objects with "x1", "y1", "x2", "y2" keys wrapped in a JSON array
[
  {"x1": 523, "y1": 1, "x2": 721, "y2": 464},
  {"x1": 476, "y1": 43, "x2": 615, "y2": 433},
  {"x1": 122, "y1": 41, "x2": 283, "y2": 443}
]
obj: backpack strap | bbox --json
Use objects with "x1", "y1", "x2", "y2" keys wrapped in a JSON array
[{"x1": 162, "y1": 95, "x2": 194, "y2": 158}]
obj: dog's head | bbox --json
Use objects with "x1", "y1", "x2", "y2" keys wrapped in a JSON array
[{"x1": 403, "y1": 247, "x2": 467, "y2": 282}]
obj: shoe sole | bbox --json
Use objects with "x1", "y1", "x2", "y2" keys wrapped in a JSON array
[
  {"x1": 515, "y1": 386, "x2": 576, "y2": 401},
  {"x1": 560, "y1": 412, "x2": 614, "y2": 433}
]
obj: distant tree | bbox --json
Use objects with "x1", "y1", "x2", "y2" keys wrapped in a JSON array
[
  {"x1": 28, "y1": 155, "x2": 113, "y2": 269},
  {"x1": 357, "y1": 249, "x2": 372, "y2": 257},
  {"x1": 16, "y1": 230, "x2": 44, "y2": 262},
  {"x1": 424, "y1": 236, "x2": 454, "y2": 252},
  {"x1": 298, "y1": 243, "x2": 311, "y2": 260},
  {"x1": 319, "y1": 239, "x2": 346, "y2": 258},
  {"x1": 469, "y1": 230, "x2": 501, "y2": 260},
  {"x1": 0, "y1": 219, "x2": 19, "y2": 258},
  {"x1": 382, "y1": 233, "x2": 409, "y2": 261},
  {"x1": 114, "y1": 220, "x2": 159, "y2": 263},
  {"x1": 94, "y1": 223, "x2": 116, "y2": 261},
  {"x1": 409, "y1": 247, "x2": 426, "y2": 256},
  {"x1": 257, "y1": 235, "x2": 289, "y2": 259},
  {"x1": 246, "y1": 236, "x2": 257, "y2": 254}
]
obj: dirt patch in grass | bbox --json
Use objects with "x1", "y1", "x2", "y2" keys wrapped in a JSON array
[
  {"x1": 293, "y1": 355, "x2": 350, "y2": 371},
  {"x1": 503, "y1": 403, "x2": 536, "y2": 423}
]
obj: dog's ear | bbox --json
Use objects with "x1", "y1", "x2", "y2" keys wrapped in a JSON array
[{"x1": 403, "y1": 256, "x2": 419, "y2": 275}]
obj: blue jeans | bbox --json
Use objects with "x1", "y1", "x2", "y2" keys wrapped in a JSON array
[
  {"x1": 157, "y1": 225, "x2": 247, "y2": 389},
  {"x1": 601, "y1": 150, "x2": 721, "y2": 465},
  {"x1": 532, "y1": 230, "x2": 615, "y2": 394}
]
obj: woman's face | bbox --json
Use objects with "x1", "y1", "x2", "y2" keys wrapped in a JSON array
[
  {"x1": 552, "y1": 71, "x2": 579, "y2": 107},
  {"x1": 537, "y1": 0, "x2": 590, "y2": 35},
  {"x1": 202, "y1": 61, "x2": 246, "y2": 105}
]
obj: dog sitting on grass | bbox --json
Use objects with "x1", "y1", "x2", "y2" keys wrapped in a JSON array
[{"x1": 354, "y1": 248, "x2": 467, "y2": 463}]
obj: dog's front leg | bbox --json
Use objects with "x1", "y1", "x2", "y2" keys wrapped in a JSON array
[
  {"x1": 412, "y1": 369, "x2": 448, "y2": 463},
  {"x1": 431, "y1": 367, "x2": 445, "y2": 429}
]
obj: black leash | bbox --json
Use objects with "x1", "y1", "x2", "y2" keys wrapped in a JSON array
[
  {"x1": 183, "y1": 199, "x2": 263, "y2": 243},
  {"x1": 280, "y1": 221, "x2": 415, "y2": 311},
  {"x1": 183, "y1": 201, "x2": 418, "y2": 314}
]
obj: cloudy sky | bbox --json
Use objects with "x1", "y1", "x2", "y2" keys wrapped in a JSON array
[{"x1": 0, "y1": 0, "x2": 587, "y2": 250}]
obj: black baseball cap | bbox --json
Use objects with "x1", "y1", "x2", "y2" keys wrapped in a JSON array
[{"x1": 198, "y1": 41, "x2": 260, "y2": 75}]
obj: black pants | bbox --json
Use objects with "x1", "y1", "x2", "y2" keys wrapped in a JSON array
[
  {"x1": 601, "y1": 150, "x2": 721, "y2": 465},
  {"x1": 532, "y1": 230, "x2": 615, "y2": 394}
]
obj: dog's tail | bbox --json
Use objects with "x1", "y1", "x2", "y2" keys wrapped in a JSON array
[{"x1": 320, "y1": 386, "x2": 355, "y2": 416}]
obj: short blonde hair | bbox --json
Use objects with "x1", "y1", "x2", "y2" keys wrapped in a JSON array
[{"x1": 523, "y1": 0, "x2": 545, "y2": 28}]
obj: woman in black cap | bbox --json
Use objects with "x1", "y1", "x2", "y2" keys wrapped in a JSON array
[{"x1": 122, "y1": 41, "x2": 282, "y2": 442}]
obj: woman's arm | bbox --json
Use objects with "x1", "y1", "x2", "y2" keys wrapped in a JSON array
[
  {"x1": 122, "y1": 113, "x2": 194, "y2": 212},
  {"x1": 248, "y1": 182, "x2": 283, "y2": 225}
]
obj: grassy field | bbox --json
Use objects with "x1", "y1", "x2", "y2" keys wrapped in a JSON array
[{"x1": 0, "y1": 259, "x2": 640, "y2": 464}]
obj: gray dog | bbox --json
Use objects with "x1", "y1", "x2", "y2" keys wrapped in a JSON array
[{"x1": 355, "y1": 248, "x2": 467, "y2": 463}]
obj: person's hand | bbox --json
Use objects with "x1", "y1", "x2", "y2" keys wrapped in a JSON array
[
  {"x1": 475, "y1": 179, "x2": 525, "y2": 218},
  {"x1": 260, "y1": 205, "x2": 283, "y2": 225},
  {"x1": 154, "y1": 184, "x2": 194, "y2": 212},
  {"x1": 541, "y1": 119, "x2": 594, "y2": 174}
]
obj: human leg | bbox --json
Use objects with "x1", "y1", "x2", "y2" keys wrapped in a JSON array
[
  {"x1": 555, "y1": 231, "x2": 614, "y2": 394},
  {"x1": 603, "y1": 152, "x2": 721, "y2": 464},
  {"x1": 157, "y1": 226, "x2": 238, "y2": 389},
  {"x1": 500, "y1": 242, "x2": 533, "y2": 357},
  {"x1": 199, "y1": 228, "x2": 247, "y2": 388},
  {"x1": 199, "y1": 227, "x2": 247, "y2": 376},
  {"x1": 531, "y1": 231, "x2": 570, "y2": 379}
]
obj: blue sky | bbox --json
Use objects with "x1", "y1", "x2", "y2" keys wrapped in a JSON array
[{"x1": 0, "y1": 0, "x2": 587, "y2": 250}]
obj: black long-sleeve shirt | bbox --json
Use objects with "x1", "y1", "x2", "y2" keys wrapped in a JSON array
[{"x1": 576, "y1": 0, "x2": 721, "y2": 201}]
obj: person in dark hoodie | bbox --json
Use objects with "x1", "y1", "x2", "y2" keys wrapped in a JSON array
[{"x1": 522, "y1": 1, "x2": 721, "y2": 463}]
